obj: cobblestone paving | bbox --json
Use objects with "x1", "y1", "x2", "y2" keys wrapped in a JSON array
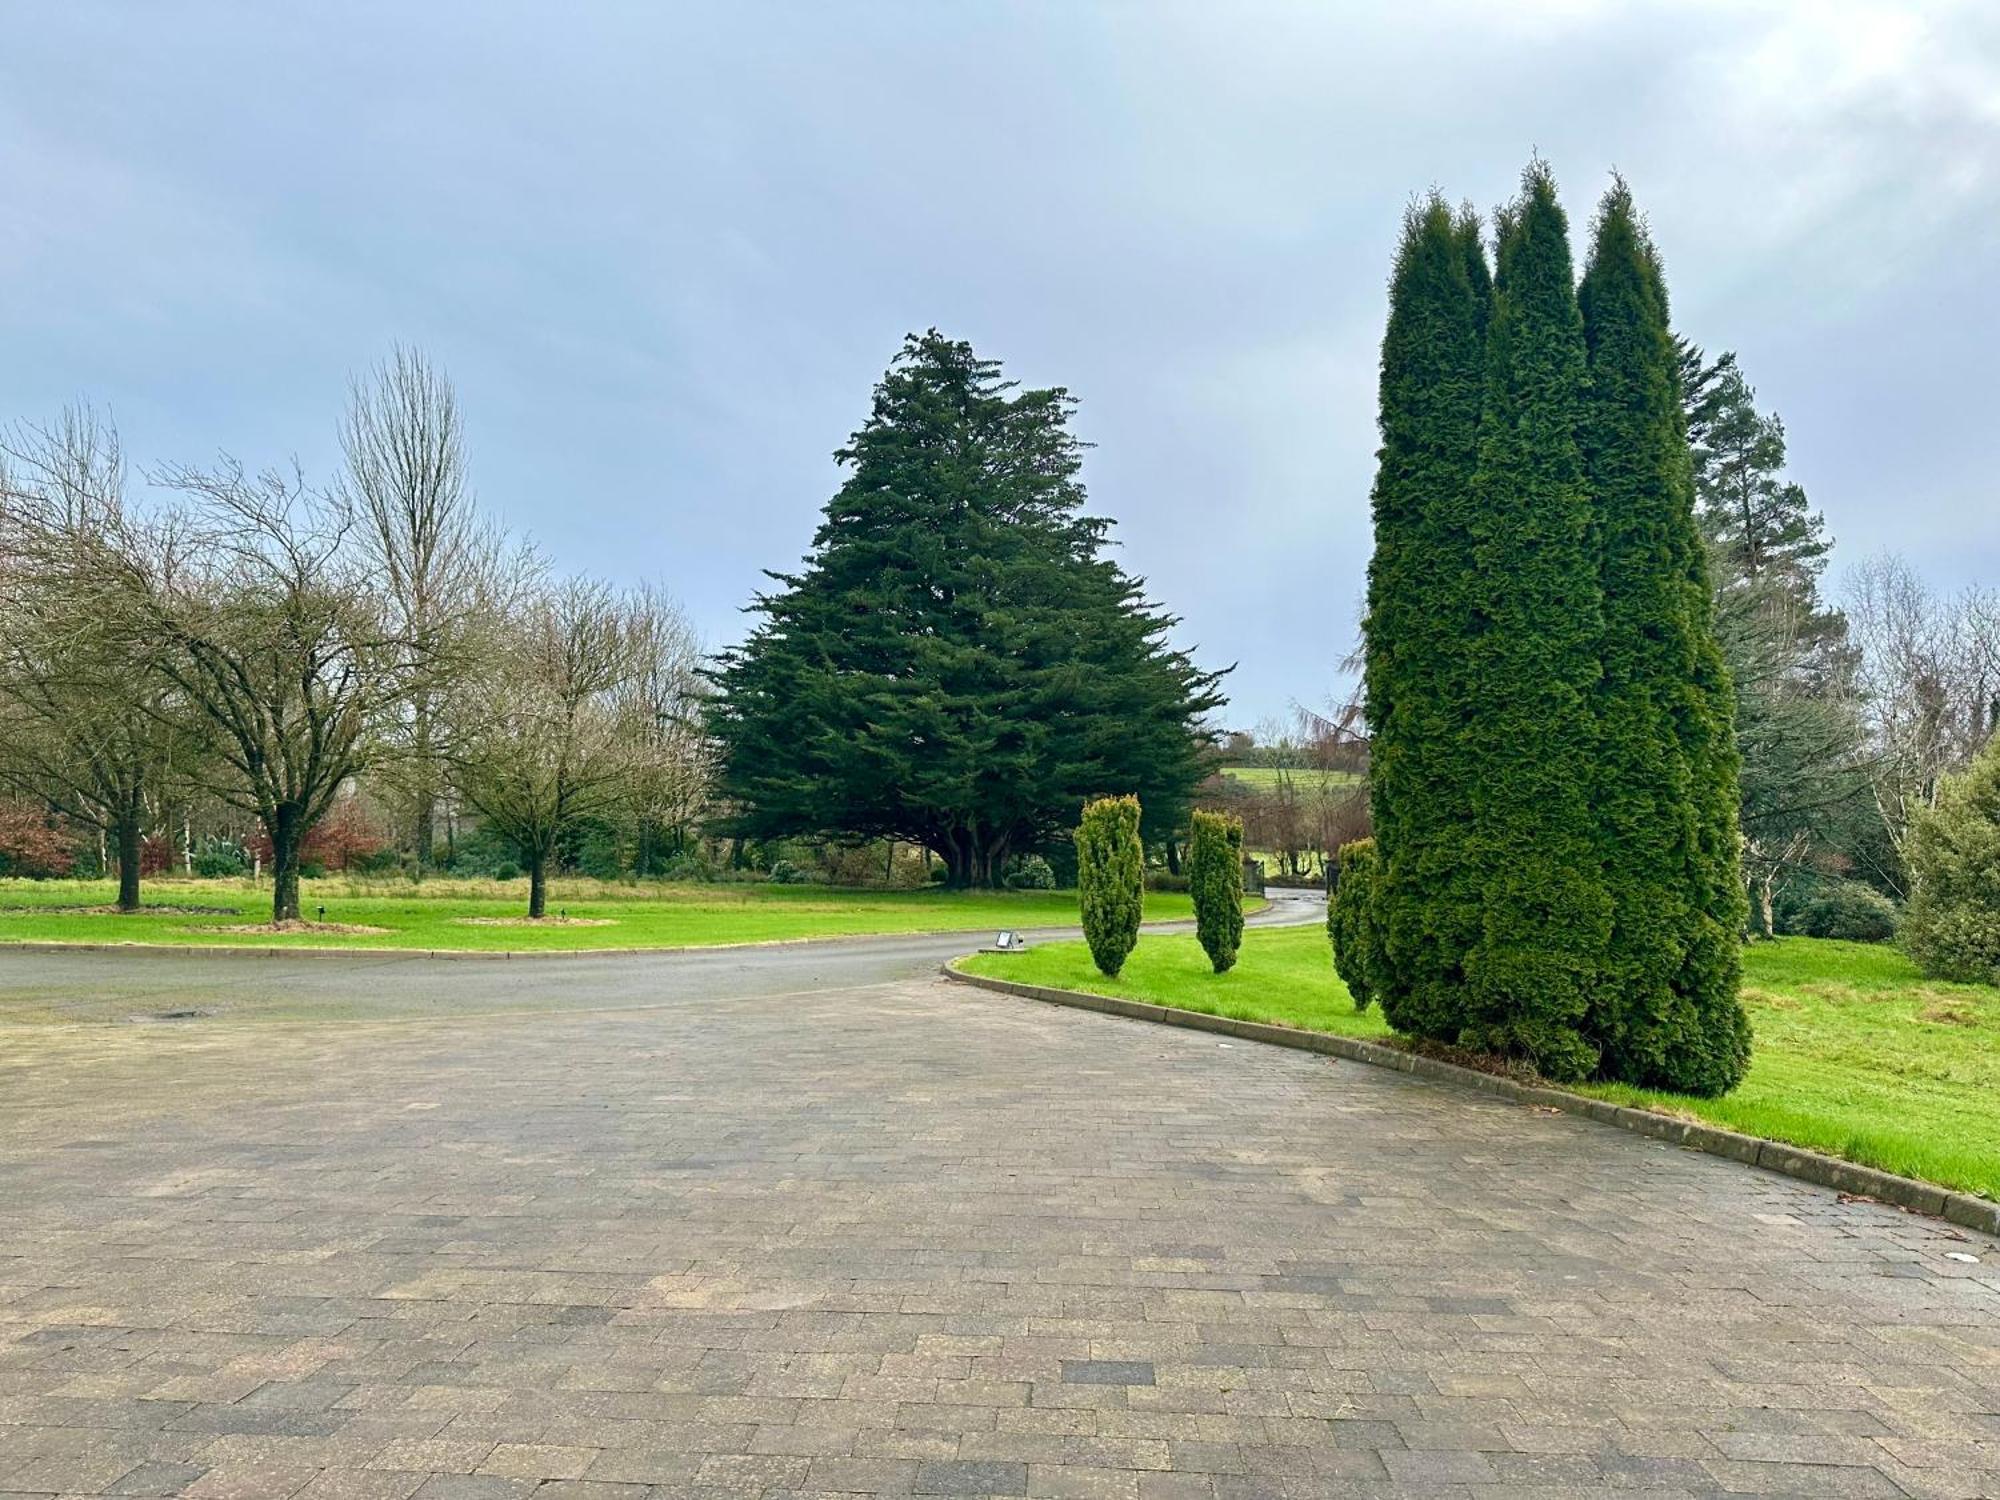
[{"x1": 1, "y1": 969, "x2": 1997, "y2": 1498}]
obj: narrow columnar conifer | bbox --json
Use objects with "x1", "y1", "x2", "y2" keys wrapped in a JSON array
[
  {"x1": 1077, "y1": 794, "x2": 1143, "y2": 977},
  {"x1": 1188, "y1": 808, "x2": 1244, "y2": 973},
  {"x1": 1455, "y1": 162, "x2": 1610, "y2": 1081},
  {"x1": 1361, "y1": 194, "x2": 1491, "y2": 1043},
  {"x1": 1578, "y1": 180, "x2": 1750, "y2": 1095},
  {"x1": 1329, "y1": 838, "x2": 1390, "y2": 1011}
]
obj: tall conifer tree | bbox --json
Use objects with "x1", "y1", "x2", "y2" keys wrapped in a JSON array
[
  {"x1": 1578, "y1": 182, "x2": 1750, "y2": 1095},
  {"x1": 1456, "y1": 162, "x2": 1609, "y2": 1081},
  {"x1": 1361, "y1": 195, "x2": 1490, "y2": 1042}
]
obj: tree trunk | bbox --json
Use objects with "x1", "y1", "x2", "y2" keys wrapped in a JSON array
[
  {"x1": 269, "y1": 802, "x2": 304, "y2": 924},
  {"x1": 528, "y1": 852, "x2": 549, "y2": 919},
  {"x1": 1165, "y1": 837, "x2": 1182, "y2": 876},
  {"x1": 115, "y1": 806, "x2": 143, "y2": 913},
  {"x1": 413, "y1": 791, "x2": 435, "y2": 879}
]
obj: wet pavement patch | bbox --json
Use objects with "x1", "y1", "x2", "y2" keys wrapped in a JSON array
[{"x1": 1060, "y1": 1358, "x2": 1156, "y2": 1385}]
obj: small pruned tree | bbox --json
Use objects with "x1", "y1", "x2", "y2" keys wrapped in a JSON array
[
  {"x1": 1902, "y1": 734, "x2": 2000, "y2": 985},
  {"x1": 1188, "y1": 808, "x2": 1243, "y2": 973},
  {"x1": 448, "y1": 576, "x2": 640, "y2": 918},
  {"x1": 1329, "y1": 838, "x2": 1388, "y2": 1012},
  {"x1": 1077, "y1": 794, "x2": 1142, "y2": 977}
]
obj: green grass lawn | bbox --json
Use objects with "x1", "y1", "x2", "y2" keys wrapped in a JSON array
[
  {"x1": 0, "y1": 876, "x2": 1200, "y2": 952},
  {"x1": 1219, "y1": 765, "x2": 1362, "y2": 792},
  {"x1": 961, "y1": 926, "x2": 2000, "y2": 1201}
]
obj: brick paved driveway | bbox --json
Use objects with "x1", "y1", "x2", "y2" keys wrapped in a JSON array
[{"x1": 1, "y1": 959, "x2": 1996, "y2": 1498}]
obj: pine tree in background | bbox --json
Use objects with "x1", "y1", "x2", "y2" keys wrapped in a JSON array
[
  {"x1": 708, "y1": 333, "x2": 1225, "y2": 887},
  {"x1": 1360, "y1": 195, "x2": 1491, "y2": 1044},
  {"x1": 1077, "y1": 794, "x2": 1143, "y2": 977},
  {"x1": 1578, "y1": 181, "x2": 1750, "y2": 1095},
  {"x1": 1455, "y1": 162, "x2": 1609, "y2": 1081},
  {"x1": 1188, "y1": 808, "x2": 1244, "y2": 973}
]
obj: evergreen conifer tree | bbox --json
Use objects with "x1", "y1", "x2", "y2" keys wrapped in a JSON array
[
  {"x1": 1187, "y1": 808, "x2": 1244, "y2": 973},
  {"x1": 708, "y1": 333, "x2": 1225, "y2": 886},
  {"x1": 1455, "y1": 162, "x2": 1609, "y2": 1081},
  {"x1": 1361, "y1": 195, "x2": 1491, "y2": 1043},
  {"x1": 1578, "y1": 181, "x2": 1750, "y2": 1095},
  {"x1": 1078, "y1": 795, "x2": 1143, "y2": 977}
]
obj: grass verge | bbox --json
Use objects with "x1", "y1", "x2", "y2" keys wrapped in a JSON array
[
  {"x1": 0, "y1": 876, "x2": 1202, "y2": 952},
  {"x1": 960, "y1": 926, "x2": 2000, "y2": 1202}
]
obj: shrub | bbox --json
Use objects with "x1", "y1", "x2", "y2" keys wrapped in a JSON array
[
  {"x1": 768, "y1": 858, "x2": 808, "y2": 885},
  {"x1": 1143, "y1": 870, "x2": 1189, "y2": 893},
  {"x1": 191, "y1": 836, "x2": 250, "y2": 879},
  {"x1": 1188, "y1": 809, "x2": 1244, "y2": 973},
  {"x1": 1329, "y1": 839, "x2": 1391, "y2": 1011},
  {"x1": 658, "y1": 851, "x2": 713, "y2": 883},
  {"x1": 1003, "y1": 854, "x2": 1056, "y2": 891},
  {"x1": 0, "y1": 803, "x2": 77, "y2": 878},
  {"x1": 1786, "y1": 880, "x2": 1900, "y2": 943},
  {"x1": 494, "y1": 862, "x2": 520, "y2": 882},
  {"x1": 1903, "y1": 737, "x2": 2000, "y2": 985},
  {"x1": 1077, "y1": 795, "x2": 1143, "y2": 977}
]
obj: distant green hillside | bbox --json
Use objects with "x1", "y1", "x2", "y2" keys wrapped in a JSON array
[{"x1": 1218, "y1": 765, "x2": 1362, "y2": 792}]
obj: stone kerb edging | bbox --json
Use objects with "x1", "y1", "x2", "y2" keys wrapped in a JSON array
[{"x1": 942, "y1": 962, "x2": 2000, "y2": 1240}]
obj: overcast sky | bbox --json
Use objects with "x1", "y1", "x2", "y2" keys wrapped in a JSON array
[{"x1": 3, "y1": 1, "x2": 1995, "y2": 727}]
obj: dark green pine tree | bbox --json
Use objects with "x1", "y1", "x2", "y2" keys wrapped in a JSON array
[
  {"x1": 1579, "y1": 181, "x2": 1750, "y2": 1096},
  {"x1": 1456, "y1": 163, "x2": 1610, "y2": 1081},
  {"x1": 1361, "y1": 195, "x2": 1492, "y2": 1043},
  {"x1": 707, "y1": 331, "x2": 1226, "y2": 887}
]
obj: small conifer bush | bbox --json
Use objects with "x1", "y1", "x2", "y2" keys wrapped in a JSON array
[
  {"x1": 1329, "y1": 839, "x2": 1392, "y2": 1011},
  {"x1": 1077, "y1": 795, "x2": 1143, "y2": 977},
  {"x1": 1904, "y1": 736, "x2": 2000, "y2": 985},
  {"x1": 1188, "y1": 809, "x2": 1244, "y2": 973}
]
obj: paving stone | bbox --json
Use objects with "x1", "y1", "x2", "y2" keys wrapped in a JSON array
[
  {"x1": 0, "y1": 959, "x2": 1994, "y2": 1500},
  {"x1": 916, "y1": 1459, "x2": 1032, "y2": 1495},
  {"x1": 1059, "y1": 1363, "x2": 1155, "y2": 1389}
]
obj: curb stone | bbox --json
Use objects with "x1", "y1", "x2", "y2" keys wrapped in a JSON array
[{"x1": 942, "y1": 962, "x2": 2000, "y2": 1240}]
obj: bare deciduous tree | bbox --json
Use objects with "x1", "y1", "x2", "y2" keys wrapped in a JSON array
[
  {"x1": 97, "y1": 460, "x2": 414, "y2": 924},
  {"x1": 449, "y1": 576, "x2": 641, "y2": 917},
  {"x1": 1846, "y1": 553, "x2": 2000, "y2": 882},
  {"x1": 0, "y1": 408, "x2": 189, "y2": 910},
  {"x1": 341, "y1": 346, "x2": 518, "y2": 873},
  {"x1": 614, "y1": 582, "x2": 710, "y2": 872}
]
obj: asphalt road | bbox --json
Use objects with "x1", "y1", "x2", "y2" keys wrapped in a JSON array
[{"x1": 0, "y1": 890, "x2": 1328, "y2": 1027}]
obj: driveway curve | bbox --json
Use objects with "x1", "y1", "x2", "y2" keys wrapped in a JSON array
[{"x1": 0, "y1": 900, "x2": 1996, "y2": 1499}]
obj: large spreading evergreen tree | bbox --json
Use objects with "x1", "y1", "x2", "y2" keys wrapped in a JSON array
[
  {"x1": 708, "y1": 332, "x2": 1225, "y2": 886},
  {"x1": 1361, "y1": 195, "x2": 1490, "y2": 1043},
  {"x1": 1578, "y1": 182, "x2": 1750, "y2": 1095},
  {"x1": 1454, "y1": 163, "x2": 1610, "y2": 1081}
]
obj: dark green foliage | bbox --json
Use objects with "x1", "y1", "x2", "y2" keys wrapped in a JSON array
[
  {"x1": 1578, "y1": 180, "x2": 1750, "y2": 1096},
  {"x1": 708, "y1": 332, "x2": 1225, "y2": 888},
  {"x1": 1329, "y1": 838, "x2": 1390, "y2": 1011},
  {"x1": 1078, "y1": 795, "x2": 1143, "y2": 977},
  {"x1": 1452, "y1": 163, "x2": 1609, "y2": 1082},
  {"x1": 1361, "y1": 194, "x2": 1492, "y2": 1042},
  {"x1": 1903, "y1": 736, "x2": 2000, "y2": 984},
  {"x1": 1675, "y1": 337, "x2": 1870, "y2": 920},
  {"x1": 1784, "y1": 880, "x2": 1900, "y2": 943},
  {"x1": 1003, "y1": 854, "x2": 1056, "y2": 890},
  {"x1": 190, "y1": 836, "x2": 249, "y2": 878},
  {"x1": 1188, "y1": 808, "x2": 1244, "y2": 973}
]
